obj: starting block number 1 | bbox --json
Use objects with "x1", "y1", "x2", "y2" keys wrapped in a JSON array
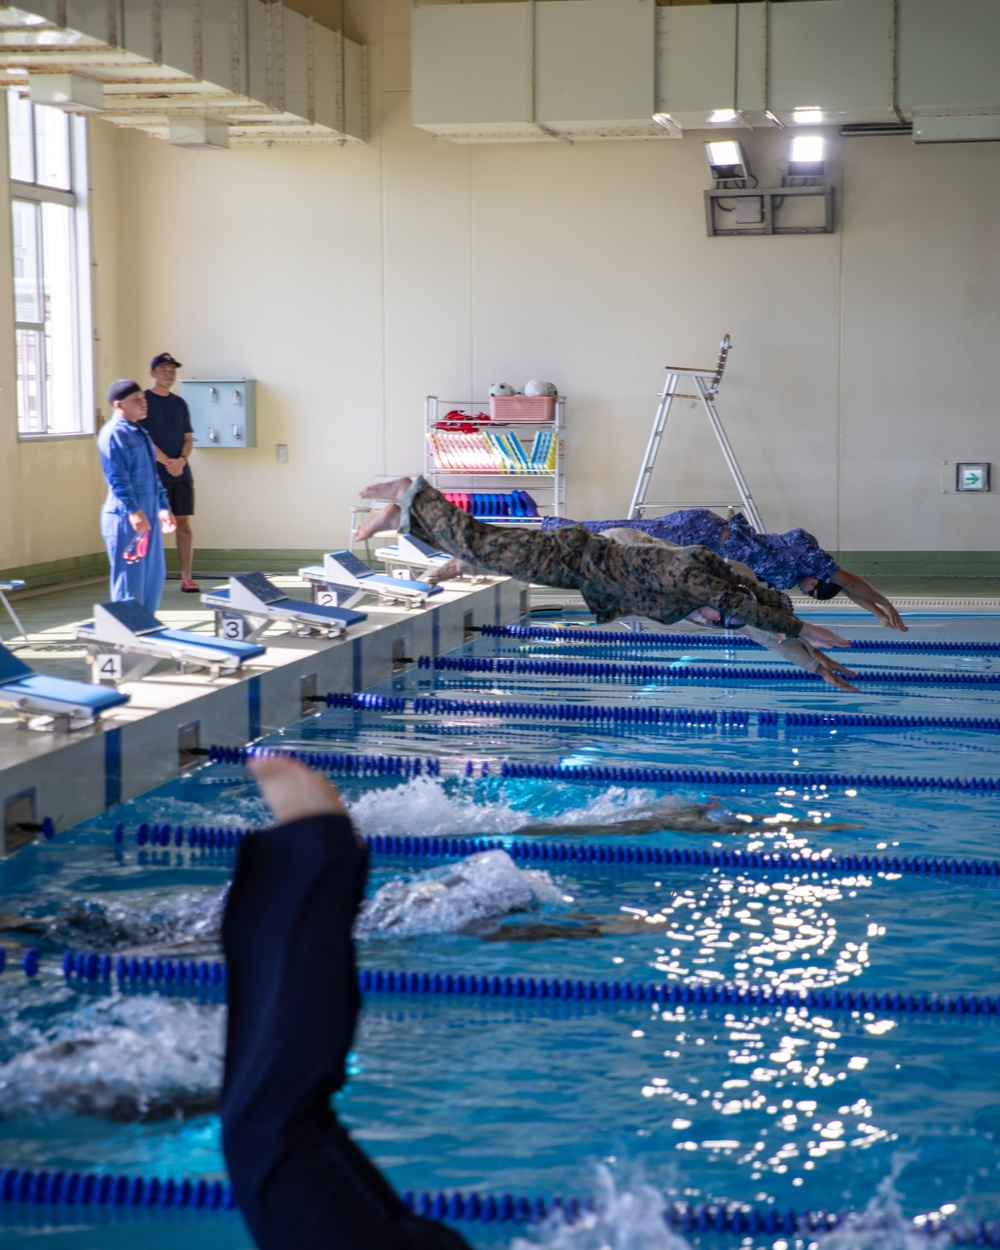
[
  {"x1": 95, "y1": 653, "x2": 123, "y2": 682},
  {"x1": 221, "y1": 614, "x2": 247, "y2": 641}
]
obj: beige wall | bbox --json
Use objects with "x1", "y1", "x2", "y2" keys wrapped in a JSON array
[
  {"x1": 6, "y1": 0, "x2": 1000, "y2": 572},
  {"x1": 0, "y1": 102, "x2": 119, "y2": 574}
]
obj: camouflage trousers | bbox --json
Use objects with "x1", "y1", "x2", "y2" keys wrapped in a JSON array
[{"x1": 399, "y1": 477, "x2": 800, "y2": 635}]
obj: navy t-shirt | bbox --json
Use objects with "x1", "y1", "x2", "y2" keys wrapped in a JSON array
[{"x1": 143, "y1": 389, "x2": 193, "y2": 485}]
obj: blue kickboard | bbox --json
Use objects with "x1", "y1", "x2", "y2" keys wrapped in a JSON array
[
  {"x1": 0, "y1": 674, "x2": 129, "y2": 711},
  {"x1": 156, "y1": 628, "x2": 267, "y2": 659}
]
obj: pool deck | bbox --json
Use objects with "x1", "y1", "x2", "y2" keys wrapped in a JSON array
[{"x1": 0, "y1": 572, "x2": 526, "y2": 850}]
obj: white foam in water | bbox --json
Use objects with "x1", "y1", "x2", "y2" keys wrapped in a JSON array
[
  {"x1": 355, "y1": 850, "x2": 566, "y2": 938},
  {"x1": 0, "y1": 995, "x2": 223, "y2": 1121},
  {"x1": 348, "y1": 778, "x2": 693, "y2": 840},
  {"x1": 40, "y1": 888, "x2": 228, "y2": 951},
  {"x1": 510, "y1": 1165, "x2": 693, "y2": 1250},
  {"x1": 814, "y1": 1157, "x2": 940, "y2": 1250}
]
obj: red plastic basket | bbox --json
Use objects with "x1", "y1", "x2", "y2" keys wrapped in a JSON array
[{"x1": 489, "y1": 395, "x2": 555, "y2": 423}]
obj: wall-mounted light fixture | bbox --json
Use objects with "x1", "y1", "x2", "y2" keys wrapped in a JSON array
[
  {"x1": 786, "y1": 133, "x2": 826, "y2": 181},
  {"x1": 704, "y1": 139, "x2": 751, "y2": 187}
]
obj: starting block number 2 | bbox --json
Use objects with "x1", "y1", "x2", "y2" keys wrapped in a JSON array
[
  {"x1": 221, "y1": 615, "x2": 247, "y2": 641},
  {"x1": 95, "y1": 653, "x2": 123, "y2": 682}
]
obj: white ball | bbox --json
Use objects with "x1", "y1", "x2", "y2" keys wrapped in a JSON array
[
  {"x1": 488, "y1": 382, "x2": 515, "y2": 398},
  {"x1": 523, "y1": 379, "x2": 557, "y2": 397}
]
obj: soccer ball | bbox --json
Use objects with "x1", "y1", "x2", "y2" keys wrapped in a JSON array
[
  {"x1": 488, "y1": 382, "x2": 515, "y2": 397},
  {"x1": 523, "y1": 379, "x2": 557, "y2": 397}
]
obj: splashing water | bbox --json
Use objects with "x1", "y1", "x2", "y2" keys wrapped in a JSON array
[
  {"x1": 347, "y1": 778, "x2": 720, "y2": 840},
  {"x1": 815, "y1": 1155, "x2": 939, "y2": 1250},
  {"x1": 354, "y1": 851, "x2": 566, "y2": 939},
  {"x1": 0, "y1": 995, "x2": 224, "y2": 1121},
  {"x1": 511, "y1": 1165, "x2": 693, "y2": 1250},
  {"x1": 6, "y1": 888, "x2": 229, "y2": 952}
]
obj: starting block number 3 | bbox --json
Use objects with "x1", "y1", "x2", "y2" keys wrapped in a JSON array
[
  {"x1": 221, "y1": 614, "x2": 247, "y2": 640},
  {"x1": 95, "y1": 653, "x2": 123, "y2": 682}
]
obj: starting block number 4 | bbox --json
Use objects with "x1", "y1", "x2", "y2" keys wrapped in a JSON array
[
  {"x1": 95, "y1": 653, "x2": 123, "y2": 682},
  {"x1": 221, "y1": 614, "x2": 247, "y2": 641}
]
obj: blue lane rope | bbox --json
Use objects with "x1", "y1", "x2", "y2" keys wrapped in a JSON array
[
  {"x1": 0, "y1": 1167, "x2": 232, "y2": 1210},
  {"x1": 58, "y1": 949, "x2": 1000, "y2": 1018},
  {"x1": 206, "y1": 744, "x2": 441, "y2": 775},
  {"x1": 480, "y1": 622, "x2": 1000, "y2": 657},
  {"x1": 422, "y1": 655, "x2": 1000, "y2": 687},
  {"x1": 494, "y1": 760, "x2": 1000, "y2": 791},
  {"x1": 202, "y1": 744, "x2": 1000, "y2": 794},
  {"x1": 110, "y1": 821, "x2": 1000, "y2": 881},
  {"x1": 325, "y1": 690, "x2": 1000, "y2": 736},
  {"x1": 0, "y1": 1166, "x2": 994, "y2": 1242}
]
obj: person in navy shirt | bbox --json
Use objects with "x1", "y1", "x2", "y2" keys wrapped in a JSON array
[
  {"x1": 143, "y1": 352, "x2": 199, "y2": 592},
  {"x1": 97, "y1": 379, "x2": 176, "y2": 612}
]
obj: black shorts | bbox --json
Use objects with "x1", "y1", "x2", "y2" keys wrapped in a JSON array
[{"x1": 163, "y1": 476, "x2": 195, "y2": 517}]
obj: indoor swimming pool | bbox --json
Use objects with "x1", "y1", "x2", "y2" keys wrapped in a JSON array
[{"x1": 0, "y1": 611, "x2": 998, "y2": 1249}]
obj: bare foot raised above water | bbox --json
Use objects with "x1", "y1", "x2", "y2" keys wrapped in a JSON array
[
  {"x1": 354, "y1": 502, "x2": 401, "y2": 542},
  {"x1": 249, "y1": 755, "x2": 347, "y2": 825},
  {"x1": 359, "y1": 476, "x2": 413, "y2": 503}
]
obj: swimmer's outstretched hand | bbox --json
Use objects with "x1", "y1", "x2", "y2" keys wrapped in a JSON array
[
  {"x1": 249, "y1": 755, "x2": 347, "y2": 825},
  {"x1": 799, "y1": 622, "x2": 851, "y2": 651},
  {"x1": 813, "y1": 653, "x2": 859, "y2": 692},
  {"x1": 798, "y1": 623, "x2": 858, "y2": 691}
]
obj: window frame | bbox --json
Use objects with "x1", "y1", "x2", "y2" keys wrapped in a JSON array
[{"x1": 9, "y1": 93, "x2": 95, "y2": 442}]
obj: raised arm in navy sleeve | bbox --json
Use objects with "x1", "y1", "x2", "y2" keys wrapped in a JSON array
[{"x1": 220, "y1": 815, "x2": 473, "y2": 1250}]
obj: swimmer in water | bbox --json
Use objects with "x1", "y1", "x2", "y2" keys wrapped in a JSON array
[
  {"x1": 514, "y1": 799, "x2": 860, "y2": 838},
  {"x1": 355, "y1": 477, "x2": 859, "y2": 690}
]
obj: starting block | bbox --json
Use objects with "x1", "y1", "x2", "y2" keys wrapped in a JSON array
[
  {"x1": 75, "y1": 599, "x2": 267, "y2": 684},
  {"x1": 202, "y1": 573, "x2": 368, "y2": 642},
  {"x1": 298, "y1": 550, "x2": 442, "y2": 611},
  {"x1": 0, "y1": 642, "x2": 129, "y2": 731},
  {"x1": 374, "y1": 534, "x2": 488, "y2": 584},
  {"x1": 0, "y1": 579, "x2": 28, "y2": 648}
]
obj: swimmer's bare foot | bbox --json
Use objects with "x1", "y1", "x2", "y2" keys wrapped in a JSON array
[
  {"x1": 250, "y1": 755, "x2": 347, "y2": 824},
  {"x1": 427, "y1": 557, "x2": 483, "y2": 585},
  {"x1": 354, "y1": 502, "x2": 401, "y2": 542},
  {"x1": 360, "y1": 476, "x2": 413, "y2": 504}
]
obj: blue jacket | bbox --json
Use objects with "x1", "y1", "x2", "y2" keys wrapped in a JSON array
[{"x1": 97, "y1": 415, "x2": 169, "y2": 518}]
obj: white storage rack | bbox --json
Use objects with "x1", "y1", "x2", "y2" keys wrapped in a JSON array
[{"x1": 423, "y1": 396, "x2": 566, "y2": 525}]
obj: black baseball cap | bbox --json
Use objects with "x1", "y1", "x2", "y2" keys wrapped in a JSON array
[
  {"x1": 150, "y1": 352, "x2": 182, "y2": 370},
  {"x1": 107, "y1": 378, "x2": 142, "y2": 405}
]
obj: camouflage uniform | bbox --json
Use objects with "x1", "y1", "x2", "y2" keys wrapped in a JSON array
[{"x1": 399, "y1": 478, "x2": 802, "y2": 636}]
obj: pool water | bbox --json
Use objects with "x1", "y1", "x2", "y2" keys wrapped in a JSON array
[{"x1": 0, "y1": 612, "x2": 998, "y2": 1248}]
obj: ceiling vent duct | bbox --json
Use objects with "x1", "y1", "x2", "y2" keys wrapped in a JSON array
[
  {"x1": 913, "y1": 114, "x2": 1000, "y2": 144},
  {"x1": 412, "y1": 0, "x2": 1000, "y2": 146},
  {"x1": 169, "y1": 117, "x2": 230, "y2": 150},
  {"x1": 28, "y1": 73, "x2": 103, "y2": 114}
]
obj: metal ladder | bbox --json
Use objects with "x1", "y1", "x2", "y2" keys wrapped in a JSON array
[{"x1": 627, "y1": 335, "x2": 765, "y2": 533}]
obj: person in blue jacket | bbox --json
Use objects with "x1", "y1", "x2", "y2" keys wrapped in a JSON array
[{"x1": 97, "y1": 379, "x2": 176, "y2": 612}]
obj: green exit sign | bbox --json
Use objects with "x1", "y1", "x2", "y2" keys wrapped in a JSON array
[{"x1": 956, "y1": 463, "x2": 990, "y2": 492}]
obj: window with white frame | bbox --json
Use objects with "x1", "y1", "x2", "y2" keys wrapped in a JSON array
[{"x1": 7, "y1": 89, "x2": 92, "y2": 437}]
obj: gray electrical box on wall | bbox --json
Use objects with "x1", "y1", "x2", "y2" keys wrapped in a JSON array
[{"x1": 182, "y1": 379, "x2": 257, "y2": 449}]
